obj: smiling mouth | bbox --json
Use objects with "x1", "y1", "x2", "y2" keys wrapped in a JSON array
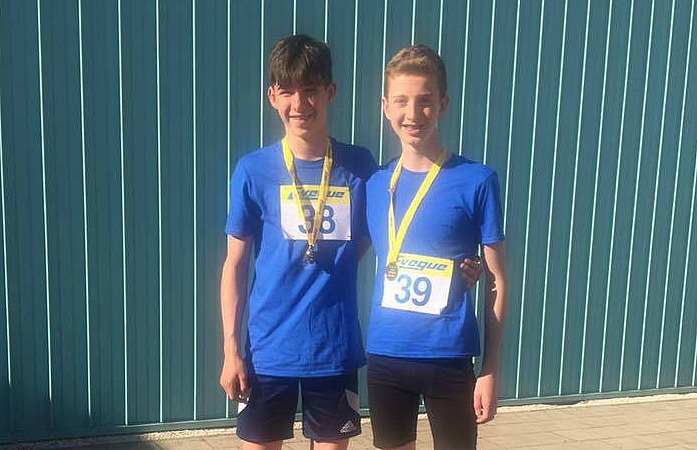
[{"x1": 290, "y1": 113, "x2": 313, "y2": 121}]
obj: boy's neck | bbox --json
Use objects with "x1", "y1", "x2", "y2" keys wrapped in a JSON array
[
  {"x1": 285, "y1": 133, "x2": 330, "y2": 161},
  {"x1": 400, "y1": 140, "x2": 444, "y2": 172}
]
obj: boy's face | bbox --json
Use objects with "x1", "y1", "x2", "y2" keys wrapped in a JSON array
[
  {"x1": 383, "y1": 73, "x2": 448, "y2": 151},
  {"x1": 268, "y1": 81, "x2": 336, "y2": 140}
]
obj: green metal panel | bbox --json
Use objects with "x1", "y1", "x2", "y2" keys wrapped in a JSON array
[{"x1": 0, "y1": 0, "x2": 696, "y2": 443}]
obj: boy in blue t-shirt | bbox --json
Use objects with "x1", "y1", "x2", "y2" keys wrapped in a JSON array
[
  {"x1": 219, "y1": 34, "x2": 376, "y2": 449},
  {"x1": 365, "y1": 45, "x2": 508, "y2": 449},
  {"x1": 220, "y1": 35, "x2": 482, "y2": 450}
]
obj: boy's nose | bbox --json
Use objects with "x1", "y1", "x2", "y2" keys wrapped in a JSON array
[
  {"x1": 291, "y1": 92, "x2": 310, "y2": 109},
  {"x1": 406, "y1": 100, "x2": 419, "y2": 119}
]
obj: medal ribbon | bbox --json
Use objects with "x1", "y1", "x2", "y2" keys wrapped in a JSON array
[
  {"x1": 387, "y1": 149, "x2": 449, "y2": 269},
  {"x1": 282, "y1": 138, "x2": 333, "y2": 251}
]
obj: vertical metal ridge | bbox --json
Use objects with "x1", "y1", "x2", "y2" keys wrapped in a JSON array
[
  {"x1": 457, "y1": 0, "x2": 471, "y2": 155},
  {"x1": 675, "y1": 0, "x2": 695, "y2": 388},
  {"x1": 606, "y1": 0, "x2": 634, "y2": 393},
  {"x1": 259, "y1": 0, "x2": 264, "y2": 147},
  {"x1": 562, "y1": 0, "x2": 591, "y2": 395},
  {"x1": 0, "y1": 0, "x2": 12, "y2": 410},
  {"x1": 155, "y1": 0, "x2": 164, "y2": 422},
  {"x1": 378, "y1": 0, "x2": 388, "y2": 164},
  {"x1": 77, "y1": 0, "x2": 92, "y2": 421},
  {"x1": 632, "y1": 0, "x2": 655, "y2": 390},
  {"x1": 652, "y1": 0, "x2": 676, "y2": 389},
  {"x1": 192, "y1": 0, "x2": 198, "y2": 421},
  {"x1": 515, "y1": 0, "x2": 546, "y2": 399},
  {"x1": 410, "y1": 0, "x2": 416, "y2": 45},
  {"x1": 581, "y1": 0, "x2": 613, "y2": 393},
  {"x1": 324, "y1": 0, "x2": 328, "y2": 42},
  {"x1": 482, "y1": 0, "x2": 496, "y2": 163},
  {"x1": 350, "y1": 0, "x2": 358, "y2": 144},
  {"x1": 116, "y1": 0, "x2": 129, "y2": 424},
  {"x1": 293, "y1": 0, "x2": 297, "y2": 35},
  {"x1": 502, "y1": 0, "x2": 520, "y2": 226},
  {"x1": 437, "y1": 0, "x2": 444, "y2": 54},
  {"x1": 592, "y1": 0, "x2": 615, "y2": 393},
  {"x1": 544, "y1": 0, "x2": 569, "y2": 397},
  {"x1": 36, "y1": 0, "x2": 54, "y2": 407}
]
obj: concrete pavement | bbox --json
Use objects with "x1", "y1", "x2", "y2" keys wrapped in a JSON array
[{"x1": 4, "y1": 393, "x2": 696, "y2": 449}]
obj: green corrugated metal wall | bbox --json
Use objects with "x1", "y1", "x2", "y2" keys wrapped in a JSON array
[{"x1": 0, "y1": 0, "x2": 696, "y2": 443}]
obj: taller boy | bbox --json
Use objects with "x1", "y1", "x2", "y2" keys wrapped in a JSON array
[{"x1": 219, "y1": 35, "x2": 377, "y2": 449}]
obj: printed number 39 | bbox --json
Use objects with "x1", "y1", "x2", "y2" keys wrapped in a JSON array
[
  {"x1": 298, "y1": 204, "x2": 336, "y2": 234},
  {"x1": 395, "y1": 274, "x2": 432, "y2": 306}
]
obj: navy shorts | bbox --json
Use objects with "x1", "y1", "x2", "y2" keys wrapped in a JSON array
[
  {"x1": 367, "y1": 353, "x2": 477, "y2": 449},
  {"x1": 236, "y1": 370, "x2": 361, "y2": 444}
]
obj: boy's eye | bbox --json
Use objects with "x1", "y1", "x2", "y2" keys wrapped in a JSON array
[
  {"x1": 417, "y1": 97, "x2": 435, "y2": 107},
  {"x1": 392, "y1": 98, "x2": 408, "y2": 106}
]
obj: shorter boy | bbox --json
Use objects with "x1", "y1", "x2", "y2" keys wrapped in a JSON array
[{"x1": 365, "y1": 45, "x2": 508, "y2": 449}]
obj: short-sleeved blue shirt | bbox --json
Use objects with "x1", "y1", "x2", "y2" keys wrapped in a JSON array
[
  {"x1": 226, "y1": 139, "x2": 377, "y2": 377},
  {"x1": 366, "y1": 154, "x2": 505, "y2": 358}
]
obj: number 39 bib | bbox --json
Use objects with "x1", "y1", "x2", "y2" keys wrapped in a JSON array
[
  {"x1": 280, "y1": 185, "x2": 351, "y2": 240},
  {"x1": 381, "y1": 253, "x2": 454, "y2": 315}
]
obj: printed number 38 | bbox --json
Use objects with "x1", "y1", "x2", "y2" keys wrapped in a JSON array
[
  {"x1": 395, "y1": 274, "x2": 432, "y2": 306},
  {"x1": 298, "y1": 204, "x2": 336, "y2": 234}
]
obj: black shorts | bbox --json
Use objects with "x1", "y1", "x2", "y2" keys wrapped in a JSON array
[
  {"x1": 236, "y1": 370, "x2": 361, "y2": 444},
  {"x1": 367, "y1": 353, "x2": 477, "y2": 449}
]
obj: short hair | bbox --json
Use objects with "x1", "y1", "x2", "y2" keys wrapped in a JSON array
[
  {"x1": 268, "y1": 34, "x2": 333, "y2": 88},
  {"x1": 384, "y1": 45, "x2": 447, "y2": 97}
]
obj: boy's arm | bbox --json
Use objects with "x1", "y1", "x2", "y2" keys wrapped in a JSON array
[
  {"x1": 219, "y1": 234, "x2": 254, "y2": 401},
  {"x1": 474, "y1": 241, "x2": 507, "y2": 424}
]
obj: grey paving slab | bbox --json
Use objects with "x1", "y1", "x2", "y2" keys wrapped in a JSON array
[{"x1": 2, "y1": 394, "x2": 696, "y2": 450}]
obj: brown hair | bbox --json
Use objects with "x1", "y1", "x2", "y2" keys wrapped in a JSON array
[
  {"x1": 268, "y1": 34, "x2": 332, "y2": 88},
  {"x1": 384, "y1": 45, "x2": 447, "y2": 97}
]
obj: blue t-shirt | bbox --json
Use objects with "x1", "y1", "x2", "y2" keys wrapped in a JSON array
[
  {"x1": 365, "y1": 154, "x2": 505, "y2": 358},
  {"x1": 226, "y1": 139, "x2": 377, "y2": 377}
]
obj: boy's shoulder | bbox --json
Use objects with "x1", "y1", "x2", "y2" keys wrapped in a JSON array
[
  {"x1": 446, "y1": 153, "x2": 498, "y2": 183},
  {"x1": 331, "y1": 139, "x2": 378, "y2": 179},
  {"x1": 237, "y1": 141, "x2": 283, "y2": 169}
]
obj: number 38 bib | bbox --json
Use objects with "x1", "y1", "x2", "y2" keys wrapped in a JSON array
[
  {"x1": 280, "y1": 185, "x2": 351, "y2": 240},
  {"x1": 382, "y1": 253, "x2": 454, "y2": 315}
]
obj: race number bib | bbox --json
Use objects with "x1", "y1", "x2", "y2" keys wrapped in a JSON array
[
  {"x1": 279, "y1": 185, "x2": 351, "y2": 240},
  {"x1": 382, "y1": 253, "x2": 454, "y2": 315}
]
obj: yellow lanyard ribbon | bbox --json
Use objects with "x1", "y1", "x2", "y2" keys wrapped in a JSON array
[
  {"x1": 387, "y1": 149, "x2": 449, "y2": 268},
  {"x1": 282, "y1": 138, "x2": 333, "y2": 251}
]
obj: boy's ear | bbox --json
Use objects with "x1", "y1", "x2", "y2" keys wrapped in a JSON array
[
  {"x1": 327, "y1": 82, "x2": 337, "y2": 101},
  {"x1": 267, "y1": 85, "x2": 277, "y2": 108},
  {"x1": 382, "y1": 96, "x2": 389, "y2": 119},
  {"x1": 438, "y1": 95, "x2": 450, "y2": 117}
]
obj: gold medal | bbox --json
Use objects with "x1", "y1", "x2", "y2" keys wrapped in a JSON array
[
  {"x1": 304, "y1": 244, "x2": 316, "y2": 264},
  {"x1": 282, "y1": 138, "x2": 332, "y2": 265},
  {"x1": 385, "y1": 149, "x2": 449, "y2": 282},
  {"x1": 385, "y1": 262, "x2": 398, "y2": 280}
]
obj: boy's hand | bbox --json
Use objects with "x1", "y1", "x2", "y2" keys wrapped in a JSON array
[
  {"x1": 474, "y1": 372, "x2": 498, "y2": 424},
  {"x1": 460, "y1": 257, "x2": 483, "y2": 290},
  {"x1": 220, "y1": 353, "x2": 249, "y2": 402}
]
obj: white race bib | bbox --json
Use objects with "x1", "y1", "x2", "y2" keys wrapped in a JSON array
[
  {"x1": 279, "y1": 185, "x2": 351, "y2": 241},
  {"x1": 381, "y1": 253, "x2": 454, "y2": 315}
]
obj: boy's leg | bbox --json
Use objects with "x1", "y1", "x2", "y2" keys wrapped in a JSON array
[
  {"x1": 300, "y1": 371, "x2": 362, "y2": 448},
  {"x1": 366, "y1": 354, "x2": 420, "y2": 449},
  {"x1": 422, "y1": 359, "x2": 477, "y2": 450},
  {"x1": 236, "y1": 373, "x2": 299, "y2": 446}
]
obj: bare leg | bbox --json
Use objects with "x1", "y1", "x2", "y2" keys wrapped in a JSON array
[
  {"x1": 242, "y1": 440, "x2": 283, "y2": 450},
  {"x1": 311, "y1": 439, "x2": 350, "y2": 450}
]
